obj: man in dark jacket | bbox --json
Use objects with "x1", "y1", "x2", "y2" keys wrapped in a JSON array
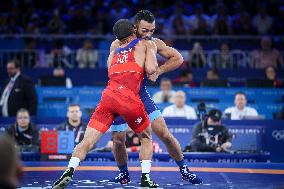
[
  {"x1": 6, "y1": 108, "x2": 39, "y2": 152},
  {"x1": 57, "y1": 104, "x2": 86, "y2": 145},
  {"x1": 0, "y1": 59, "x2": 37, "y2": 117},
  {"x1": 188, "y1": 109, "x2": 232, "y2": 152}
]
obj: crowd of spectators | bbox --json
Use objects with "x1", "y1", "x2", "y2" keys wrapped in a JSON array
[
  {"x1": 0, "y1": 0, "x2": 284, "y2": 36},
  {"x1": 1, "y1": 1, "x2": 284, "y2": 70}
]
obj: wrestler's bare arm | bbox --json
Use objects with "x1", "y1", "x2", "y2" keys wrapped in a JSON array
[
  {"x1": 110, "y1": 39, "x2": 121, "y2": 52},
  {"x1": 154, "y1": 38, "x2": 183, "y2": 75},
  {"x1": 143, "y1": 40, "x2": 158, "y2": 75},
  {"x1": 107, "y1": 51, "x2": 114, "y2": 68}
]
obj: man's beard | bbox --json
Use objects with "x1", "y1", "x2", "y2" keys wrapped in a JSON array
[
  {"x1": 9, "y1": 72, "x2": 17, "y2": 78},
  {"x1": 136, "y1": 32, "x2": 151, "y2": 40}
]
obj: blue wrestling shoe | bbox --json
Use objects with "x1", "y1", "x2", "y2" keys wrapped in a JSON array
[
  {"x1": 180, "y1": 165, "x2": 202, "y2": 184},
  {"x1": 110, "y1": 170, "x2": 130, "y2": 184}
]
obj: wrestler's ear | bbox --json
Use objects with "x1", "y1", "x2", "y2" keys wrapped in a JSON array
[{"x1": 133, "y1": 24, "x2": 138, "y2": 32}]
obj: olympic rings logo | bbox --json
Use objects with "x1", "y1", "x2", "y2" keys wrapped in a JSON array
[{"x1": 272, "y1": 130, "x2": 284, "y2": 141}]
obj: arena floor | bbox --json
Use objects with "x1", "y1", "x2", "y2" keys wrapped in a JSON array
[{"x1": 20, "y1": 161, "x2": 284, "y2": 189}]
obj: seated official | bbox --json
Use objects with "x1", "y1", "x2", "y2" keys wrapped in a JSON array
[
  {"x1": 57, "y1": 104, "x2": 86, "y2": 145},
  {"x1": 6, "y1": 108, "x2": 39, "y2": 152},
  {"x1": 186, "y1": 109, "x2": 232, "y2": 152},
  {"x1": 224, "y1": 92, "x2": 258, "y2": 120},
  {"x1": 152, "y1": 78, "x2": 176, "y2": 103},
  {"x1": 162, "y1": 90, "x2": 197, "y2": 119}
]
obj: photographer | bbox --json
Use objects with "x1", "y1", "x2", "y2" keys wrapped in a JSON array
[{"x1": 187, "y1": 109, "x2": 232, "y2": 152}]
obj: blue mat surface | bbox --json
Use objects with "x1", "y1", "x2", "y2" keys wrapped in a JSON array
[{"x1": 20, "y1": 161, "x2": 284, "y2": 189}]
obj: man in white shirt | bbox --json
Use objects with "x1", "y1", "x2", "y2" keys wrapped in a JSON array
[
  {"x1": 162, "y1": 90, "x2": 197, "y2": 119},
  {"x1": 224, "y1": 92, "x2": 258, "y2": 120},
  {"x1": 153, "y1": 78, "x2": 176, "y2": 103},
  {"x1": 0, "y1": 60, "x2": 37, "y2": 116}
]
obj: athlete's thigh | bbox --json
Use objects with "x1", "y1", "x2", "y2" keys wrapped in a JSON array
[
  {"x1": 151, "y1": 116, "x2": 171, "y2": 137},
  {"x1": 88, "y1": 96, "x2": 115, "y2": 133},
  {"x1": 119, "y1": 98, "x2": 150, "y2": 133}
]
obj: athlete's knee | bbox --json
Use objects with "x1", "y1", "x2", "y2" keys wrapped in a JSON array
[
  {"x1": 152, "y1": 118, "x2": 171, "y2": 140},
  {"x1": 139, "y1": 127, "x2": 152, "y2": 141},
  {"x1": 112, "y1": 132, "x2": 126, "y2": 147},
  {"x1": 79, "y1": 137, "x2": 95, "y2": 151}
]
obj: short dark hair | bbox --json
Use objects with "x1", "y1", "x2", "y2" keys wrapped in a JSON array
[
  {"x1": 16, "y1": 108, "x2": 29, "y2": 116},
  {"x1": 161, "y1": 77, "x2": 171, "y2": 82},
  {"x1": 208, "y1": 68, "x2": 219, "y2": 76},
  {"x1": 8, "y1": 59, "x2": 20, "y2": 69},
  {"x1": 113, "y1": 19, "x2": 134, "y2": 41},
  {"x1": 235, "y1": 91, "x2": 246, "y2": 98},
  {"x1": 134, "y1": 10, "x2": 155, "y2": 24},
  {"x1": 68, "y1": 104, "x2": 81, "y2": 108},
  {"x1": 181, "y1": 70, "x2": 192, "y2": 77}
]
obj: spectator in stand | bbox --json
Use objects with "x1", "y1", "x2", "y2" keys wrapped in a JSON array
[
  {"x1": 0, "y1": 60, "x2": 37, "y2": 117},
  {"x1": 47, "y1": 9, "x2": 65, "y2": 34},
  {"x1": 25, "y1": 13, "x2": 40, "y2": 34},
  {"x1": 211, "y1": 43, "x2": 237, "y2": 69},
  {"x1": 252, "y1": 4, "x2": 273, "y2": 35},
  {"x1": 212, "y1": 3, "x2": 233, "y2": 35},
  {"x1": 232, "y1": 3, "x2": 254, "y2": 35},
  {"x1": 162, "y1": 90, "x2": 197, "y2": 119},
  {"x1": 76, "y1": 39, "x2": 98, "y2": 69},
  {"x1": 265, "y1": 66, "x2": 282, "y2": 87},
  {"x1": 152, "y1": 11, "x2": 166, "y2": 35},
  {"x1": 153, "y1": 78, "x2": 176, "y2": 104},
  {"x1": 187, "y1": 42, "x2": 206, "y2": 68},
  {"x1": 6, "y1": 108, "x2": 39, "y2": 152},
  {"x1": 173, "y1": 70, "x2": 197, "y2": 87},
  {"x1": 106, "y1": 2, "x2": 131, "y2": 32},
  {"x1": 206, "y1": 68, "x2": 220, "y2": 80},
  {"x1": 49, "y1": 39, "x2": 73, "y2": 68},
  {"x1": 16, "y1": 38, "x2": 38, "y2": 68},
  {"x1": 53, "y1": 67, "x2": 73, "y2": 88},
  {"x1": 224, "y1": 92, "x2": 258, "y2": 120},
  {"x1": 252, "y1": 37, "x2": 283, "y2": 69},
  {"x1": 57, "y1": 104, "x2": 86, "y2": 145},
  {"x1": 188, "y1": 3, "x2": 211, "y2": 35},
  {"x1": 167, "y1": 5, "x2": 188, "y2": 35},
  {"x1": 201, "y1": 68, "x2": 228, "y2": 87},
  {"x1": 1, "y1": 1, "x2": 284, "y2": 35}
]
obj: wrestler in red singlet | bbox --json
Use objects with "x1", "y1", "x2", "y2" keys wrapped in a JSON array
[{"x1": 88, "y1": 38, "x2": 150, "y2": 133}]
